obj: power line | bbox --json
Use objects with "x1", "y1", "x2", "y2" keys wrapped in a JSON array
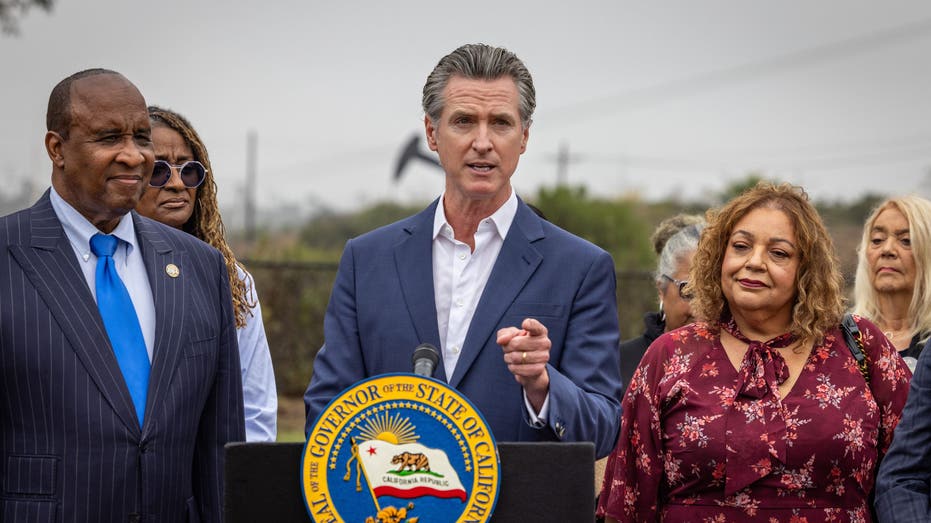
[
  {"x1": 533, "y1": 137, "x2": 931, "y2": 175},
  {"x1": 548, "y1": 17, "x2": 931, "y2": 122}
]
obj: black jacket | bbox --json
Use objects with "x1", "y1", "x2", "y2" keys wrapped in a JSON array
[{"x1": 618, "y1": 311, "x2": 665, "y2": 398}]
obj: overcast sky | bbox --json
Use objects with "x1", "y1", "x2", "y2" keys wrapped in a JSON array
[{"x1": 4, "y1": 1, "x2": 931, "y2": 227}]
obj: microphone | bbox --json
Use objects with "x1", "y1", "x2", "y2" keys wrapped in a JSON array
[{"x1": 412, "y1": 343, "x2": 440, "y2": 377}]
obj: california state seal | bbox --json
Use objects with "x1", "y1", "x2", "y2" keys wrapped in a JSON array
[{"x1": 302, "y1": 374, "x2": 500, "y2": 523}]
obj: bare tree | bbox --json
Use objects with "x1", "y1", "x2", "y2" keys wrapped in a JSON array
[{"x1": 0, "y1": 0, "x2": 53, "y2": 35}]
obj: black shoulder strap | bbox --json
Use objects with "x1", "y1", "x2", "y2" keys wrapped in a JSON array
[{"x1": 840, "y1": 313, "x2": 870, "y2": 384}]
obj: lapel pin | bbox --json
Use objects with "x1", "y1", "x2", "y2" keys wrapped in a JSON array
[{"x1": 165, "y1": 263, "x2": 180, "y2": 278}]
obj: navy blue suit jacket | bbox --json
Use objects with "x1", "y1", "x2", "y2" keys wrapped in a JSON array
[
  {"x1": 0, "y1": 193, "x2": 244, "y2": 522},
  {"x1": 304, "y1": 198, "x2": 622, "y2": 458},
  {"x1": 875, "y1": 338, "x2": 931, "y2": 522}
]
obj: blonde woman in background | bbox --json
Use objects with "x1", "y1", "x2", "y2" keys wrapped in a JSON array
[{"x1": 853, "y1": 195, "x2": 931, "y2": 372}]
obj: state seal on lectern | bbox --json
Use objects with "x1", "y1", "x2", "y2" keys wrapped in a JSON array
[{"x1": 302, "y1": 374, "x2": 500, "y2": 523}]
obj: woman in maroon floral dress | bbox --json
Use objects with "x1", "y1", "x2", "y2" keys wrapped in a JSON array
[{"x1": 597, "y1": 183, "x2": 911, "y2": 522}]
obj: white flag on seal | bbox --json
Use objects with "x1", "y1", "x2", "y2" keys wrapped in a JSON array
[{"x1": 357, "y1": 440, "x2": 467, "y2": 502}]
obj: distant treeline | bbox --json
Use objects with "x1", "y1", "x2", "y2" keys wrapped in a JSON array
[{"x1": 239, "y1": 177, "x2": 890, "y2": 396}]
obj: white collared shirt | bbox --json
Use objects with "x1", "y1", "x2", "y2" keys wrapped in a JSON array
[
  {"x1": 50, "y1": 187, "x2": 156, "y2": 361},
  {"x1": 431, "y1": 191, "x2": 549, "y2": 422},
  {"x1": 433, "y1": 190, "x2": 517, "y2": 379}
]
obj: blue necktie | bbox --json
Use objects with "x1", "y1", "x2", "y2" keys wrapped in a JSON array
[{"x1": 90, "y1": 233, "x2": 150, "y2": 427}]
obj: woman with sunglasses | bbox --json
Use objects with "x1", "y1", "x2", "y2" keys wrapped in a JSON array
[{"x1": 136, "y1": 106, "x2": 277, "y2": 442}]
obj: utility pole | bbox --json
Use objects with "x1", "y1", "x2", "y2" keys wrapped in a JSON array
[
  {"x1": 556, "y1": 142, "x2": 569, "y2": 186},
  {"x1": 245, "y1": 130, "x2": 257, "y2": 243}
]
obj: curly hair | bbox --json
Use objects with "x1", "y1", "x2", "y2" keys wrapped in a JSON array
[
  {"x1": 853, "y1": 195, "x2": 931, "y2": 344},
  {"x1": 689, "y1": 182, "x2": 845, "y2": 343},
  {"x1": 147, "y1": 106, "x2": 254, "y2": 328}
]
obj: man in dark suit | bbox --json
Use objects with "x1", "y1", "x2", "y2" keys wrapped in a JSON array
[
  {"x1": 0, "y1": 69, "x2": 244, "y2": 521},
  {"x1": 304, "y1": 44, "x2": 622, "y2": 458},
  {"x1": 874, "y1": 340, "x2": 931, "y2": 522}
]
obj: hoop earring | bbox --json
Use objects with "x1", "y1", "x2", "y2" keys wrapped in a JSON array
[{"x1": 658, "y1": 299, "x2": 666, "y2": 323}]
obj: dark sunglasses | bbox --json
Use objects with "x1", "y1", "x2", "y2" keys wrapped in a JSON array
[
  {"x1": 662, "y1": 274, "x2": 693, "y2": 300},
  {"x1": 150, "y1": 160, "x2": 207, "y2": 188}
]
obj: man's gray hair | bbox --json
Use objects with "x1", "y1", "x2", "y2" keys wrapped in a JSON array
[{"x1": 422, "y1": 43, "x2": 536, "y2": 129}]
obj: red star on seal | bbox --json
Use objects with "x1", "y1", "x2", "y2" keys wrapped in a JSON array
[{"x1": 367, "y1": 446, "x2": 377, "y2": 456}]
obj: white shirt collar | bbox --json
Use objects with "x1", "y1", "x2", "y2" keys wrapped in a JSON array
[
  {"x1": 432, "y1": 189, "x2": 518, "y2": 241},
  {"x1": 49, "y1": 186, "x2": 138, "y2": 256}
]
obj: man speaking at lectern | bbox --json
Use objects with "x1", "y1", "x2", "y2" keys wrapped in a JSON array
[{"x1": 304, "y1": 43, "x2": 622, "y2": 458}]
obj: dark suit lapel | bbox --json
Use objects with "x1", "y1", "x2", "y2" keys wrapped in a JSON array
[
  {"x1": 132, "y1": 213, "x2": 186, "y2": 432},
  {"x1": 8, "y1": 194, "x2": 141, "y2": 435},
  {"x1": 394, "y1": 201, "x2": 445, "y2": 381},
  {"x1": 449, "y1": 200, "x2": 544, "y2": 388}
]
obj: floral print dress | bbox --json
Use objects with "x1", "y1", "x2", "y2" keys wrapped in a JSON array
[{"x1": 597, "y1": 315, "x2": 911, "y2": 523}]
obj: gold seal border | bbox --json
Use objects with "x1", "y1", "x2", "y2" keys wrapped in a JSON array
[{"x1": 302, "y1": 374, "x2": 500, "y2": 523}]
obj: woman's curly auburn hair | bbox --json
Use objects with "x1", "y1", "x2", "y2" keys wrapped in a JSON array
[
  {"x1": 688, "y1": 182, "x2": 846, "y2": 343},
  {"x1": 147, "y1": 106, "x2": 254, "y2": 328}
]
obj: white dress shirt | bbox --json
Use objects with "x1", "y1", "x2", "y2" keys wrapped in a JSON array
[
  {"x1": 50, "y1": 187, "x2": 156, "y2": 361},
  {"x1": 432, "y1": 190, "x2": 549, "y2": 422},
  {"x1": 235, "y1": 266, "x2": 278, "y2": 442},
  {"x1": 52, "y1": 188, "x2": 277, "y2": 441}
]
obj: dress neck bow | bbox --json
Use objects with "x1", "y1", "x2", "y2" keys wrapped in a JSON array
[
  {"x1": 720, "y1": 317, "x2": 795, "y2": 399},
  {"x1": 719, "y1": 316, "x2": 797, "y2": 495}
]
